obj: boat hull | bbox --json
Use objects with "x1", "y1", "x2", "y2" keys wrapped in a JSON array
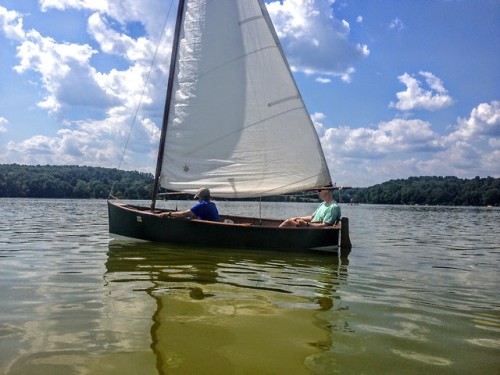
[{"x1": 108, "y1": 200, "x2": 339, "y2": 253}]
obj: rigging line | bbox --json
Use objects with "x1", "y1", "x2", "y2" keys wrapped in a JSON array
[
  {"x1": 117, "y1": 2, "x2": 174, "y2": 170},
  {"x1": 109, "y1": 0, "x2": 175, "y2": 197}
]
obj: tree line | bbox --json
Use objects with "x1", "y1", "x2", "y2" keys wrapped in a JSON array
[
  {"x1": 344, "y1": 176, "x2": 499, "y2": 206},
  {"x1": 0, "y1": 164, "x2": 153, "y2": 199},
  {"x1": 0, "y1": 164, "x2": 498, "y2": 206}
]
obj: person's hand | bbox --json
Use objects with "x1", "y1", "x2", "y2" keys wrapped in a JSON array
[{"x1": 296, "y1": 219, "x2": 308, "y2": 227}]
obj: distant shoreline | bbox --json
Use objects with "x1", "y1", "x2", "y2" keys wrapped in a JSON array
[{"x1": 0, "y1": 164, "x2": 498, "y2": 206}]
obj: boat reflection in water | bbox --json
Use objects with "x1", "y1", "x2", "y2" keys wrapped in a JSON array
[{"x1": 105, "y1": 240, "x2": 349, "y2": 374}]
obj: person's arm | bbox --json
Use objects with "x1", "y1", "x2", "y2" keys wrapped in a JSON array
[
  {"x1": 306, "y1": 220, "x2": 330, "y2": 227},
  {"x1": 295, "y1": 215, "x2": 313, "y2": 222},
  {"x1": 310, "y1": 205, "x2": 339, "y2": 227},
  {"x1": 160, "y1": 209, "x2": 194, "y2": 219},
  {"x1": 294, "y1": 215, "x2": 316, "y2": 227},
  {"x1": 279, "y1": 215, "x2": 313, "y2": 228}
]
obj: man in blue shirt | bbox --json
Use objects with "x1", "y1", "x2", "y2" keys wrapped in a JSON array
[{"x1": 160, "y1": 187, "x2": 219, "y2": 222}]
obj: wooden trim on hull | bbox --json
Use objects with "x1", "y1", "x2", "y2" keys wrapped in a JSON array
[{"x1": 107, "y1": 200, "x2": 340, "y2": 253}]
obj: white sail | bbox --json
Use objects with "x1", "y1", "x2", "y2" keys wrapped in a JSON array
[{"x1": 160, "y1": 0, "x2": 331, "y2": 198}]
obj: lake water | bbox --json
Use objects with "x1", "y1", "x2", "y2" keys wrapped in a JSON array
[{"x1": 0, "y1": 198, "x2": 499, "y2": 375}]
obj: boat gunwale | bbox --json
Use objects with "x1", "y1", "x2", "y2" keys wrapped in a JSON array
[{"x1": 108, "y1": 199, "x2": 340, "y2": 231}]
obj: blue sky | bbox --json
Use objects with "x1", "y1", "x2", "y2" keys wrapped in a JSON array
[{"x1": 0, "y1": 0, "x2": 498, "y2": 187}]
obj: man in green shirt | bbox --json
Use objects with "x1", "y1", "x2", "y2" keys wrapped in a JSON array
[{"x1": 279, "y1": 187, "x2": 341, "y2": 228}]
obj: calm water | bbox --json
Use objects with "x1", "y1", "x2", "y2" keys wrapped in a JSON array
[{"x1": 0, "y1": 198, "x2": 499, "y2": 375}]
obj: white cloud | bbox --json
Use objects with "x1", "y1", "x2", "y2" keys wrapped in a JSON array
[
  {"x1": 440, "y1": 141, "x2": 479, "y2": 169},
  {"x1": 448, "y1": 100, "x2": 500, "y2": 140},
  {"x1": 318, "y1": 119, "x2": 435, "y2": 184},
  {"x1": 0, "y1": 117, "x2": 7, "y2": 133},
  {"x1": 39, "y1": 0, "x2": 106, "y2": 12},
  {"x1": 0, "y1": 6, "x2": 25, "y2": 40},
  {"x1": 314, "y1": 108, "x2": 498, "y2": 186},
  {"x1": 0, "y1": 1, "x2": 169, "y2": 171},
  {"x1": 12, "y1": 29, "x2": 109, "y2": 114},
  {"x1": 40, "y1": 0, "x2": 168, "y2": 39},
  {"x1": 87, "y1": 12, "x2": 159, "y2": 62},
  {"x1": 7, "y1": 7, "x2": 169, "y2": 118},
  {"x1": 326, "y1": 118, "x2": 442, "y2": 159},
  {"x1": 311, "y1": 112, "x2": 326, "y2": 122},
  {"x1": 315, "y1": 76, "x2": 332, "y2": 84},
  {"x1": 87, "y1": 13, "x2": 170, "y2": 113},
  {"x1": 390, "y1": 71, "x2": 454, "y2": 111},
  {"x1": 1, "y1": 1, "x2": 497, "y2": 187},
  {"x1": 5, "y1": 114, "x2": 160, "y2": 171},
  {"x1": 437, "y1": 100, "x2": 500, "y2": 177},
  {"x1": 266, "y1": 0, "x2": 369, "y2": 82},
  {"x1": 389, "y1": 17, "x2": 404, "y2": 32},
  {"x1": 1, "y1": 0, "x2": 370, "y2": 173},
  {"x1": 5, "y1": 132, "x2": 118, "y2": 167},
  {"x1": 488, "y1": 137, "x2": 500, "y2": 149},
  {"x1": 416, "y1": 141, "x2": 499, "y2": 180},
  {"x1": 311, "y1": 112, "x2": 327, "y2": 135}
]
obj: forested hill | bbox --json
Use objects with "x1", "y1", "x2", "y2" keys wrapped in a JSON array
[
  {"x1": 347, "y1": 176, "x2": 499, "y2": 206},
  {"x1": 0, "y1": 164, "x2": 153, "y2": 199},
  {"x1": 0, "y1": 164, "x2": 498, "y2": 206}
]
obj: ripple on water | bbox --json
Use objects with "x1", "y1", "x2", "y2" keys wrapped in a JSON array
[
  {"x1": 391, "y1": 349, "x2": 452, "y2": 366},
  {"x1": 1, "y1": 200, "x2": 499, "y2": 375}
]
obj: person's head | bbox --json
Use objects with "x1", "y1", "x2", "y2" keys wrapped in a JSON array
[
  {"x1": 316, "y1": 187, "x2": 333, "y2": 202},
  {"x1": 194, "y1": 187, "x2": 211, "y2": 202}
]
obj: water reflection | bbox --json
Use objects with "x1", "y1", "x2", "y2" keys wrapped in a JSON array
[
  {"x1": 2, "y1": 200, "x2": 498, "y2": 374},
  {"x1": 105, "y1": 240, "x2": 348, "y2": 374}
]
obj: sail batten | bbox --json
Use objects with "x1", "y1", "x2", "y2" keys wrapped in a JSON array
[{"x1": 159, "y1": 0, "x2": 332, "y2": 198}]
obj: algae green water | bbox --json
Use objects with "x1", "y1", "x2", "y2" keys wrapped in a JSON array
[{"x1": 0, "y1": 199, "x2": 498, "y2": 374}]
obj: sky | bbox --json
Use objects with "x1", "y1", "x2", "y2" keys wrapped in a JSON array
[{"x1": 0, "y1": 0, "x2": 499, "y2": 187}]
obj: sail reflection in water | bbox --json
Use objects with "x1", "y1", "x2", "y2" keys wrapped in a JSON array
[{"x1": 105, "y1": 240, "x2": 348, "y2": 374}]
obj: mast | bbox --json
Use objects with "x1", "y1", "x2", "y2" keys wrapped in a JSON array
[{"x1": 151, "y1": 0, "x2": 186, "y2": 211}]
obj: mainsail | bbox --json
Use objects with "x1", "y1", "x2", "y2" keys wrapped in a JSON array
[{"x1": 158, "y1": 0, "x2": 331, "y2": 198}]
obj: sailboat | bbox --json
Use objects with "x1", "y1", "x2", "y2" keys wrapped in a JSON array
[{"x1": 108, "y1": 0, "x2": 351, "y2": 254}]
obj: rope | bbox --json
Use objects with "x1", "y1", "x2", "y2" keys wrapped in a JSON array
[{"x1": 109, "y1": 1, "x2": 175, "y2": 198}]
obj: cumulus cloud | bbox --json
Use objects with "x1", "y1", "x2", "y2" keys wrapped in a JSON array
[
  {"x1": 0, "y1": 117, "x2": 7, "y2": 133},
  {"x1": 390, "y1": 71, "x2": 454, "y2": 111},
  {"x1": 39, "y1": 0, "x2": 96, "y2": 11},
  {"x1": 88, "y1": 13, "x2": 158, "y2": 62},
  {"x1": 313, "y1": 106, "x2": 498, "y2": 186},
  {"x1": 9, "y1": 8, "x2": 169, "y2": 118},
  {"x1": 0, "y1": 6, "x2": 25, "y2": 40},
  {"x1": 12, "y1": 29, "x2": 114, "y2": 115},
  {"x1": 1, "y1": 1, "x2": 497, "y2": 187},
  {"x1": 448, "y1": 100, "x2": 500, "y2": 140},
  {"x1": 319, "y1": 119, "x2": 432, "y2": 183},
  {"x1": 40, "y1": 0, "x2": 168, "y2": 39},
  {"x1": 5, "y1": 114, "x2": 160, "y2": 170},
  {"x1": 437, "y1": 100, "x2": 500, "y2": 176},
  {"x1": 311, "y1": 112, "x2": 327, "y2": 136},
  {"x1": 5, "y1": 133, "x2": 118, "y2": 167},
  {"x1": 0, "y1": 0, "x2": 370, "y2": 173},
  {"x1": 325, "y1": 118, "x2": 442, "y2": 159},
  {"x1": 0, "y1": 1, "x2": 171, "y2": 172},
  {"x1": 266, "y1": 0, "x2": 369, "y2": 82}
]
